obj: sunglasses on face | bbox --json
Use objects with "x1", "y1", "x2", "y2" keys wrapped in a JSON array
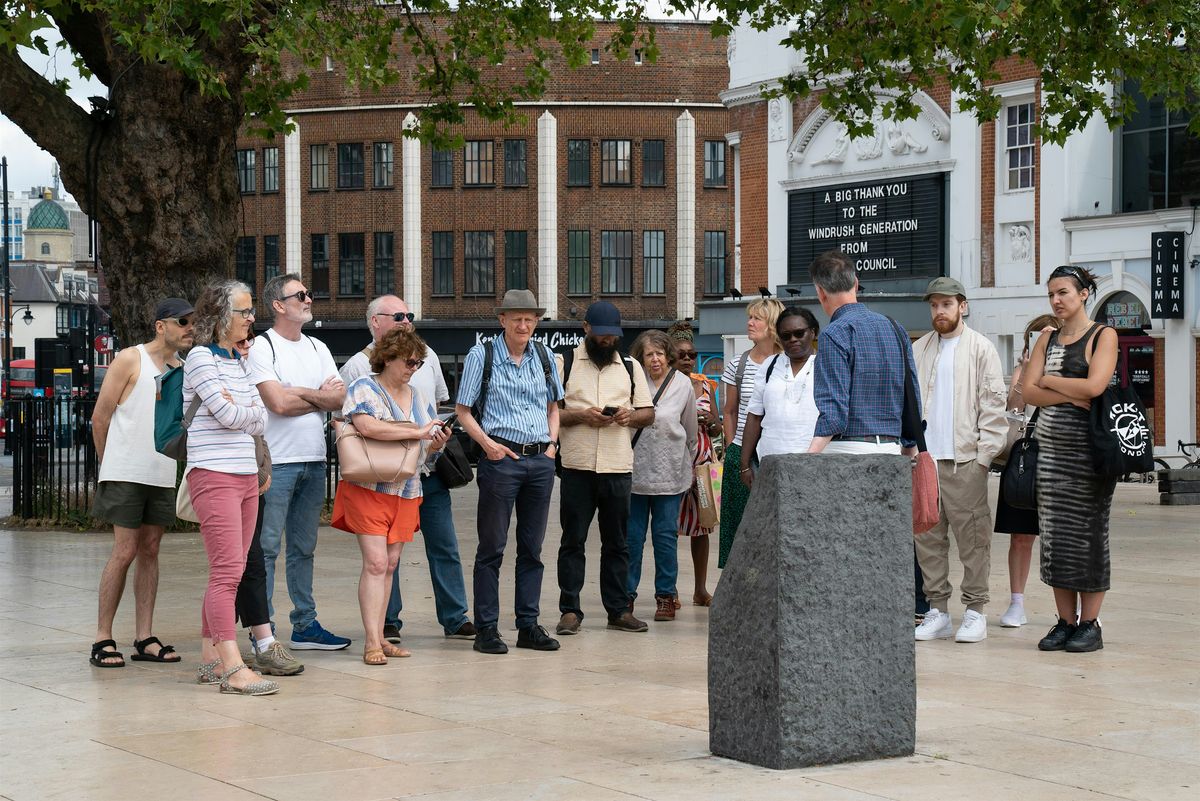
[
  {"x1": 676, "y1": 351, "x2": 697, "y2": 360},
  {"x1": 377, "y1": 311, "x2": 415, "y2": 323},
  {"x1": 232, "y1": 307, "x2": 255, "y2": 320},
  {"x1": 778, "y1": 327, "x2": 811, "y2": 342},
  {"x1": 403, "y1": 358, "x2": 425, "y2": 369},
  {"x1": 281, "y1": 290, "x2": 313, "y2": 303},
  {"x1": 169, "y1": 317, "x2": 192, "y2": 327}
]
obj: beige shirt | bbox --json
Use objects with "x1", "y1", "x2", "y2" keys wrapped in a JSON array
[{"x1": 557, "y1": 342, "x2": 653, "y2": 474}]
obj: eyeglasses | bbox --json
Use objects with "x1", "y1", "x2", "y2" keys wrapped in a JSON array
[
  {"x1": 173, "y1": 317, "x2": 192, "y2": 327},
  {"x1": 232, "y1": 307, "x2": 255, "y2": 320},
  {"x1": 280, "y1": 290, "x2": 313, "y2": 303},
  {"x1": 376, "y1": 311, "x2": 415, "y2": 323},
  {"x1": 778, "y1": 327, "x2": 812, "y2": 342},
  {"x1": 403, "y1": 358, "x2": 425, "y2": 369},
  {"x1": 676, "y1": 351, "x2": 698, "y2": 360}
]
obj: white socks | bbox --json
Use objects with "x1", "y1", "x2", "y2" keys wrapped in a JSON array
[{"x1": 254, "y1": 635, "x2": 276, "y2": 654}]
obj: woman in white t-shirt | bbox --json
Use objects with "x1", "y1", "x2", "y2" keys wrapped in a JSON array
[
  {"x1": 740, "y1": 307, "x2": 820, "y2": 486},
  {"x1": 718, "y1": 298, "x2": 784, "y2": 568}
]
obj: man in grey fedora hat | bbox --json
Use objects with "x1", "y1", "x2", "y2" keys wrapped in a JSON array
[{"x1": 456, "y1": 289, "x2": 565, "y2": 655}]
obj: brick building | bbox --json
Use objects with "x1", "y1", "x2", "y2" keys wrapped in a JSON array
[
  {"x1": 709, "y1": 22, "x2": 1198, "y2": 456},
  {"x1": 233, "y1": 19, "x2": 731, "y2": 384}
]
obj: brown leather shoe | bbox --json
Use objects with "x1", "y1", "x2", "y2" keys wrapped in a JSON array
[
  {"x1": 654, "y1": 595, "x2": 676, "y2": 622},
  {"x1": 607, "y1": 612, "x2": 648, "y2": 632},
  {"x1": 555, "y1": 612, "x2": 582, "y2": 635}
]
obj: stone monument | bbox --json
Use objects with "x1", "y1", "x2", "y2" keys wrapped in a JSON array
[{"x1": 709, "y1": 453, "x2": 916, "y2": 769}]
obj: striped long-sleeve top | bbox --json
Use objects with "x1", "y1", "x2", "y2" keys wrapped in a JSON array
[{"x1": 183, "y1": 344, "x2": 267, "y2": 475}]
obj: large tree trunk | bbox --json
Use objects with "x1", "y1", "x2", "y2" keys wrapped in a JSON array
[{"x1": 59, "y1": 61, "x2": 245, "y2": 345}]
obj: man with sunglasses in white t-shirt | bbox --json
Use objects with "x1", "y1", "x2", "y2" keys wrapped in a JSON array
[{"x1": 341, "y1": 296, "x2": 475, "y2": 646}]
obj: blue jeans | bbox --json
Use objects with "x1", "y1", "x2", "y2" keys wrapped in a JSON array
[
  {"x1": 474, "y1": 454, "x2": 556, "y2": 630},
  {"x1": 385, "y1": 473, "x2": 470, "y2": 635},
  {"x1": 259, "y1": 461, "x2": 327, "y2": 630},
  {"x1": 626, "y1": 492, "x2": 684, "y2": 600}
]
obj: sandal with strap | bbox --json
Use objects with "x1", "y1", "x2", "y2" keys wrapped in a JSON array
[
  {"x1": 131, "y1": 636, "x2": 181, "y2": 663},
  {"x1": 692, "y1": 593, "x2": 713, "y2": 607},
  {"x1": 89, "y1": 639, "x2": 125, "y2": 668},
  {"x1": 363, "y1": 647, "x2": 388, "y2": 665},
  {"x1": 381, "y1": 642, "x2": 411, "y2": 659},
  {"x1": 218, "y1": 664, "x2": 280, "y2": 696},
  {"x1": 196, "y1": 659, "x2": 223, "y2": 685}
]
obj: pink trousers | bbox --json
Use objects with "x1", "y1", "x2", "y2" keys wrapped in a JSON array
[{"x1": 188, "y1": 468, "x2": 258, "y2": 643}]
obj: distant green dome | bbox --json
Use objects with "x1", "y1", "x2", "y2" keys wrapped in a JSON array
[{"x1": 28, "y1": 198, "x2": 70, "y2": 230}]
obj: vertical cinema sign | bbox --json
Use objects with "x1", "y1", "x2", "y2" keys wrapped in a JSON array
[{"x1": 1150, "y1": 231, "x2": 1184, "y2": 319}]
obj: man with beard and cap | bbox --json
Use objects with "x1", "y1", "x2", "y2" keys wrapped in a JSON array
[
  {"x1": 555, "y1": 301, "x2": 655, "y2": 635},
  {"x1": 911, "y1": 276, "x2": 1007, "y2": 644},
  {"x1": 89, "y1": 298, "x2": 195, "y2": 668}
]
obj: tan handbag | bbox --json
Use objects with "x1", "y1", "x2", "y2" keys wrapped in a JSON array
[
  {"x1": 694, "y1": 461, "x2": 722, "y2": 530},
  {"x1": 333, "y1": 418, "x2": 422, "y2": 485}
]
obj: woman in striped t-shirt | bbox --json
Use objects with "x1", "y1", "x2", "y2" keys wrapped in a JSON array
[{"x1": 184, "y1": 280, "x2": 277, "y2": 696}]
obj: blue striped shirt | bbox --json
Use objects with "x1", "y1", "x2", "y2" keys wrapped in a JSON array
[
  {"x1": 456, "y1": 339, "x2": 564, "y2": 443},
  {"x1": 183, "y1": 345, "x2": 267, "y2": 474},
  {"x1": 812, "y1": 302, "x2": 918, "y2": 439}
]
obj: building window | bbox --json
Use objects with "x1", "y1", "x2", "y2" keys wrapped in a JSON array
[
  {"x1": 337, "y1": 143, "x2": 365, "y2": 189},
  {"x1": 324, "y1": 55, "x2": 334, "y2": 72},
  {"x1": 704, "y1": 141, "x2": 726, "y2": 187},
  {"x1": 374, "y1": 232, "x2": 394, "y2": 295},
  {"x1": 235, "y1": 236, "x2": 256, "y2": 288},
  {"x1": 600, "y1": 230, "x2": 633, "y2": 294},
  {"x1": 642, "y1": 139, "x2": 665, "y2": 186},
  {"x1": 643, "y1": 230, "x2": 665, "y2": 294},
  {"x1": 504, "y1": 139, "x2": 527, "y2": 186},
  {"x1": 464, "y1": 140, "x2": 495, "y2": 186},
  {"x1": 567, "y1": 139, "x2": 590, "y2": 186},
  {"x1": 373, "y1": 142, "x2": 394, "y2": 188},
  {"x1": 41, "y1": 242, "x2": 50, "y2": 255},
  {"x1": 568, "y1": 230, "x2": 591, "y2": 295},
  {"x1": 464, "y1": 231, "x2": 495, "y2": 295},
  {"x1": 338, "y1": 233, "x2": 365, "y2": 296},
  {"x1": 432, "y1": 148, "x2": 453, "y2": 187},
  {"x1": 432, "y1": 231, "x2": 454, "y2": 295},
  {"x1": 634, "y1": 49, "x2": 642, "y2": 65},
  {"x1": 262, "y1": 147, "x2": 279, "y2": 192},
  {"x1": 591, "y1": 48, "x2": 600, "y2": 64},
  {"x1": 1120, "y1": 78, "x2": 1199, "y2": 212},
  {"x1": 310, "y1": 145, "x2": 329, "y2": 190},
  {"x1": 310, "y1": 234, "x2": 329, "y2": 296},
  {"x1": 504, "y1": 230, "x2": 528, "y2": 290},
  {"x1": 601, "y1": 140, "x2": 632, "y2": 185},
  {"x1": 236, "y1": 149, "x2": 255, "y2": 194},
  {"x1": 704, "y1": 231, "x2": 727, "y2": 295},
  {"x1": 1004, "y1": 102, "x2": 1035, "y2": 191},
  {"x1": 263, "y1": 235, "x2": 280, "y2": 281},
  {"x1": 57, "y1": 305, "x2": 68, "y2": 335}
]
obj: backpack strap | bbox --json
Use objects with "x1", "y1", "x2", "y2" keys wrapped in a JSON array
[
  {"x1": 475, "y1": 339, "x2": 495, "y2": 419},
  {"x1": 733, "y1": 349, "x2": 751, "y2": 393},
  {"x1": 621, "y1": 355, "x2": 636, "y2": 399},
  {"x1": 262, "y1": 329, "x2": 318, "y2": 367},
  {"x1": 763, "y1": 354, "x2": 781, "y2": 385},
  {"x1": 557, "y1": 348, "x2": 576, "y2": 408},
  {"x1": 534, "y1": 341, "x2": 555, "y2": 398}
]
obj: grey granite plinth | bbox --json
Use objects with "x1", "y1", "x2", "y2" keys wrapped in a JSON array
[{"x1": 709, "y1": 453, "x2": 916, "y2": 769}]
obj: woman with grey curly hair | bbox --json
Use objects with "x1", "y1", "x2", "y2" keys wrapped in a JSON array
[{"x1": 183, "y1": 279, "x2": 278, "y2": 695}]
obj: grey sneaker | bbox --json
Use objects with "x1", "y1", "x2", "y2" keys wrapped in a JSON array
[{"x1": 254, "y1": 641, "x2": 305, "y2": 676}]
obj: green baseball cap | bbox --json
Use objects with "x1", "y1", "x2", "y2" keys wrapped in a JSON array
[{"x1": 923, "y1": 276, "x2": 967, "y2": 301}]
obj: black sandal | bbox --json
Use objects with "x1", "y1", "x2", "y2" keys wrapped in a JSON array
[
  {"x1": 90, "y1": 639, "x2": 125, "y2": 668},
  {"x1": 130, "y1": 636, "x2": 181, "y2": 663}
]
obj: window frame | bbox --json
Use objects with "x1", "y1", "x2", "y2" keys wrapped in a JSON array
[
  {"x1": 1003, "y1": 102, "x2": 1035, "y2": 192},
  {"x1": 600, "y1": 139, "x2": 633, "y2": 186},
  {"x1": 338, "y1": 232, "x2": 366, "y2": 297},
  {"x1": 504, "y1": 230, "x2": 528, "y2": 290},
  {"x1": 567, "y1": 230, "x2": 591, "y2": 295},
  {"x1": 310, "y1": 144, "x2": 329, "y2": 191},
  {"x1": 600, "y1": 230, "x2": 633, "y2": 294},
  {"x1": 642, "y1": 139, "x2": 665, "y2": 187},
  {"x1": 464, "y1": 140, "x2": 495, "y2": 187},
  {"x1": 310, "y1": 233, "x2": 330, "y2": 297},
  {"x1": 262, "y1": 147, "x2": 279, "y2": 193},
  {"x1": 373, "y1": 141, "x2": 394, "y2": 189},
  {"x1": 374, "y1": 231, "x2": 395, "y2": 295},
  {"x1": 263, "y1": 235, "x2": 280, "y2": 282},
  {"x1": 236, "y1": 149, "x2": 256, "y2": 194},
  {"x1": 703, "y1": 230, "x2": 727, "y2": 296},
  {"x1": 432, "y1": 231, "x2": 455, "y2": 296},
  {"x1": 503, "y1": 139, "x2": 527, "y2": 186},
  {"x1": 432, "y1": 147, "x2": 454, "y2": 187},
  {"x1": 1118, "y1": 78, "x2": 1198, "y2": 212},
  {"x1": 567, "y1": 139, "x2": 591, "y2": 187},
  {"x1": 464, "y1": 231, "x2": 496, "y2": 295},
  {"x1": 337, "y1": 143, "x2": 365, "y2": 190},
  {"x1": 235, "y1": 236, "x2": 256, "y2": 288},
  {"x1": 642, "y1": 230, "x2": 665, "y2": 295},
  {"x1": 704, "y1": 141, "x2": 727, "y2": 188}
]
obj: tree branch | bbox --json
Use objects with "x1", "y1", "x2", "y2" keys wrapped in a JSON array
[
  {"x1": 45, "y1": 2, "x2": 115, "y2": 86},
  {"x1": 0, "y1": 47, "x2": 95, "y2": 191}
]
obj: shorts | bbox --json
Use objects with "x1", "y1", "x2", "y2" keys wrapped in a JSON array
[
  {"x1": 331, "y1": 480, "x2": 421, "y2": 545},
  {"x1": 92, "y1": 481, "x2": 177, "y2": 528}
]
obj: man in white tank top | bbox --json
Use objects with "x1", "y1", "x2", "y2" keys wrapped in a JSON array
[{"x1": 88, "y1": 298, "x2": 194, "y2": 668}]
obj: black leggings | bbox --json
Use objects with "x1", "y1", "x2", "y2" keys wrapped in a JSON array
[{"x1": 234, "y1": 501, "x2": 271, "y2": 628}]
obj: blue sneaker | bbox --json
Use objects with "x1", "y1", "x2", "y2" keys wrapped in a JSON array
[{"x1": 290, "y1": 620, "x2": 351, "y2": 651}]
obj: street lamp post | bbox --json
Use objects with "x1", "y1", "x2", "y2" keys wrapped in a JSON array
[{"x1": 3, "y1": 155, "x2": 11, "y2": 455}]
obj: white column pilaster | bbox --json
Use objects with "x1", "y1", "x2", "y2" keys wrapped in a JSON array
[
  {"x1": 727, "y1": 131, "x2": 742, "y2": 289},
  {"x1": 676, "y1": 110, "x2": 696, "y2": 317},
  {"x1": 401, "y1": 113, "x2": 423, "y2": 318},
  {"x1": 283, "y1": 118, "x2": 302, "y2": 278},
  {"x1": 538, "y1": 111, "x2": 558, "y2": 318},
  {"x1": 765, "y1": 97, "x2": 790, "y2": 289}
]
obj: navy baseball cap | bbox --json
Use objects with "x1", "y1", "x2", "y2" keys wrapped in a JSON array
[{"x1": 585, "y1": 301, "x2": 623, "y2": 337}]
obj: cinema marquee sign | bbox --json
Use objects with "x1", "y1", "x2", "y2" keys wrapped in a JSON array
[{"x1": 788, "y1": 173, "x2": 946, "y2": 284}]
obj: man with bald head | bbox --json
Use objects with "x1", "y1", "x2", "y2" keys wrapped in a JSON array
[{"x1": 342, "y1": 296, "x2": 475, "y2": 643}]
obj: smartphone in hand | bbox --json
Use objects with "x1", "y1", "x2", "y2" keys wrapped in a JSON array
[
  {"x1": 441, "y1": 413, "x2": 459, "y2": 429},
  {"x1": 601, "y1": 406, "x2": 618, "y2": 416}
]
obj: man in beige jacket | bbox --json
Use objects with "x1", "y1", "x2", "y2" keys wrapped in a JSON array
[{"x1": 912, "y1": 277, "x2": 1007, "y2": 644}]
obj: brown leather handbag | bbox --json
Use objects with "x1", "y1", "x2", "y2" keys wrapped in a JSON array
[{"x1": 333, "y1": 418, "x2": 421, "y2": 485}]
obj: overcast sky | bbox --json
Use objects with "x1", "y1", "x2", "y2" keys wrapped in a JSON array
[{"x1": 0, "y1": 3, "x2": 717, "y2": 201}]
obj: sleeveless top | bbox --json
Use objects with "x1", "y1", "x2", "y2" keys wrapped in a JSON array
[
  {"x1": 1043, "y1": 323, "x2": 1101, "y2": 382},
  {"x1": 98, "y1": 345, "x2": 179, "y2": 487}
]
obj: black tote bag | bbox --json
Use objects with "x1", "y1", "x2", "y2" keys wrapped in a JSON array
[
  {"x1": 1086, "y1": 325, "x2": 1153, "y2": 478},
  {"x1": 1000, "y1": 409, "x2": 1039, "y2": 510}
]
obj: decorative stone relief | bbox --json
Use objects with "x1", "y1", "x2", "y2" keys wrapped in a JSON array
[
  {"x1": 885, "y1": 121, "x2": 928, "y2": 155},
  {"x1": 727, "y1": 30, "x2": 736, "y2": 62},
  {"x1": 1008, "y1": 224, "x2": 1032, "y2": 263},
  {"x1": 768, "y1": 99, "x2": 787, "y2": 143},
  {"x1": 854, "y1": 113, "x2": 884, "y2": 160},
  {"x1": 811, "y1": 121, "x2": 850, "y2": 165}
]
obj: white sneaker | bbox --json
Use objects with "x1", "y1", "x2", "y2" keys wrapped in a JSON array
[
  {"x1": 955, "y1": 610, "x2": 988, "y2": 643},
  {"x1": 1000, "y1": 602, "x2": 1027, "y2": 628},
  {"x1": 915, "y1": 609, "x2": 953, "y2": 640}
]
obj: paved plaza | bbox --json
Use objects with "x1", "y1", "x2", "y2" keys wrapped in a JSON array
[{"x1": 0, "y1": 478, "x2": 1196, "y2": 801}]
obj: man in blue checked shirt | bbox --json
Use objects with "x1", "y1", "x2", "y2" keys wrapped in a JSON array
[
  {"x1": 456, "y1": 289, "x2": 564, "y2": 656},
  {"x1": 807, "y1": 249, "x2": 918, "y2": 457}
]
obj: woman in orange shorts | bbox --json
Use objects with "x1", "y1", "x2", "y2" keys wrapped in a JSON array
[{"x1": 333, "y1": 329, "x2": 449, "y2": 665}]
